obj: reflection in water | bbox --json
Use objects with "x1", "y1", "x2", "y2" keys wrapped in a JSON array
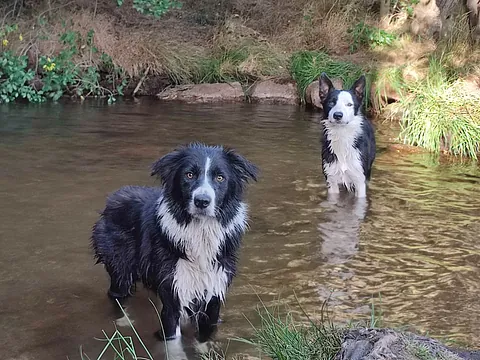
[
  {"x1": 0, "y1": 100, "x2": 480, "y2": 360},
  {"x1": 318, "y1": 195, "x2": 368, "y2": 265}
]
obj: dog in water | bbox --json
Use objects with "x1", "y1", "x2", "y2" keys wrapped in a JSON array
[
  {"x1": 91, "y1": 142, "x2": 258, "y2": 345},
  {"x1": 318, "y1": 72, "x2": 376, "y2": 198}
]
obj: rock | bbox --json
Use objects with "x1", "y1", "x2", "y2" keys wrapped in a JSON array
[
  {"x1": 248, "y1": 79, "x2": 299, "y2": 105},
  {"x1": 157, "y1": 82, "x2": 244, "y2": 103},
  {"x1": 305, "y1": 80, "x2": 322, "y2": 109},
  {"x1": 336, "y1": 328, "x2": 480, "y2": 360},
  {"x1": 305, "y1": 78, "x2": 344, "y2": 109}
]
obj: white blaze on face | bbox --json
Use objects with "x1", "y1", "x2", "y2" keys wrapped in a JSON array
[
  {"x1": 190, "y1": 157, "x2": 216, "y2": 217},
  {"x1": 328, "y1": 91, "x2": 356, "y2": 124}
]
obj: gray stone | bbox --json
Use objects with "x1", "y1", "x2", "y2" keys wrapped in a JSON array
[
  {"x1": 157, "y1": 82, "x2": 244, "y2": 103},
  {"x1": 335, "y1": 328, "x2": 479, "y2": 360},
  {"x1": 248, "y1": 79, "x2": 299, "y2": 105}
]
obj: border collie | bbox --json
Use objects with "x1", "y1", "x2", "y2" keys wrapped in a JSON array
[
  {"x1": 318, "y1": 73, "x2": 376, "y2": 198},
  {"x1": 91, "y1": 143, "x2": 258, "y2": 344}
]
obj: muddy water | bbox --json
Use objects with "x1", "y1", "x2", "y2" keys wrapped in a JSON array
[{"x1": 0, "y1": 99, "x2": 479, "y2": 359}]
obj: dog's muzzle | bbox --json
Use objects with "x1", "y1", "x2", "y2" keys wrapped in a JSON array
[
  {"x1": 189, "y1": 185, "x2": 216, "y2": 217},
  {"x1": 194, "y1": 194, "x2": 211, "y2": 209}
]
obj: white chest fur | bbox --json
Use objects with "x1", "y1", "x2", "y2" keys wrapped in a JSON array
[
  {"x1": 323, "y1": 117, "x2": 365, "y2": 191},
  {"x1": 157, "y1": 199, "x2": 248, "y2": 310}
]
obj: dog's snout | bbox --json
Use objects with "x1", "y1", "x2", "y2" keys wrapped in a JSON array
[
  {"x1": 333, "y1": 112, "x2": 343, "y2": 120},
  {"x1": 194, "y1": 194, "x2": 211, "y2": 209}
]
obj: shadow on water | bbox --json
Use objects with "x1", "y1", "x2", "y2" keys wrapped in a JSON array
[{"x1": 0, "y1": 98, "x2": 479, "y2": 359}]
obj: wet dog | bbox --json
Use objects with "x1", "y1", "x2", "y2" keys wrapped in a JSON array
[
  {"x1": 319, "y1": 73, "x2": 376, "y2": 198},
  {"x1": 91, "y1": 143, "x2": 258, "y2": 344}
]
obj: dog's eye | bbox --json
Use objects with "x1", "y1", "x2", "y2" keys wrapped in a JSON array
[
  {"x1": 185, "y1": 172, "x2": 194, "y2": 179},
  {"x1": 216, "y1": 175, "x2": 225, "y2": 182},
  {"x1": 346, "y1": 103, "x2": 353, "y2": 107}
]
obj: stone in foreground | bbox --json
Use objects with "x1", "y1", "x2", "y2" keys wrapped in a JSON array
[{"x1": 336, "y1": 328, "x2": 480, "y2": 360}]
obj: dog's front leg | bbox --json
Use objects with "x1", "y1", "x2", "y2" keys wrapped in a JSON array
[
  {"x1": 354, "y1": 181, "x2": 367, "y2": 198},
  {"x1": 327, "y1": 180, "x2": 340, "y2": 195},
  {"x1": 197, "y1": 296, "x2": 221, "y2": 343},
  {"x1": 155, "y1": 291, "x2": 181, "y2": 341}
]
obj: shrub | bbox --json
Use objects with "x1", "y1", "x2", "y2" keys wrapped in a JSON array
[
  {"x1": 0, "y1": 22, "x2": 128, "y2": 104},
  {"x1": 348, "y1": 22, "x2": 397, "y2": 53}
]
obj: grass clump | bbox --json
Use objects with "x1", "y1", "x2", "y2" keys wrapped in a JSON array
[
  {"x1": 399, "y1": 57, "x2": 480, "y2": 159},
  {"x1": 193, "y1": 31, "x2": 288, "y2": 84},
  {"x1": 241, "y1": 299, "x2": 343, "y2": 360},
  {"x1": 290, "y1": 50, "x2": 370, "y2": 104}
]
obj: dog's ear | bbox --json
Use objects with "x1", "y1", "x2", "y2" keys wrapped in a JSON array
[
  {"x1": 351, "y1": 75, "x2": 366, "y2": 103},
  {"x1": 319, "y1": 73, "x2": 334, "y2": 103},
  {"x1": 224, "y1": 149, "x2": 258, "y2": 184},
  {"x1": 151, "y1": 148, "x2": 186, "y2": 185}
]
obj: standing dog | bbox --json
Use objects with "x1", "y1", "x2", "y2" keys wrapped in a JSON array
[
  {"x1": 319, "y1": 73, "x2": 376, "y2": 198},
  {"x1": 91, "y1": 143, "x2": 258, "y2": 344}
]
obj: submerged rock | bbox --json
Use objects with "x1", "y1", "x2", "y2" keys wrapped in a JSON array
[
  {"x1": 248, "y1": 79, "x2": 299, "y2": 105},
  {"x1": 157, "y1": 82, "x2": 244, "y2": 103},
  {"x1": 336, "y1": 328, "x2": 480, "y2": 360}
]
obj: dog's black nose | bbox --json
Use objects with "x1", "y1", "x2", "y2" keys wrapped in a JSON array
[
  {"x1": 194, "y1": 195, "x2": 211, "y2": 209},
  {"x1": 333, "y1": 112, "x2": 343, "y2": 120}
]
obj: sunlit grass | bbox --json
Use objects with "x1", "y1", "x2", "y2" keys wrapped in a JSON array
[
  {"x1": 193, "y1": 45, "x2": 287, "y2": 84},
  {"x1": 399, "y1": 58, "x2": 480, "y2": 159},
  {"x1": 289, "y1": 50, "x2": 371, "y2": 105}
]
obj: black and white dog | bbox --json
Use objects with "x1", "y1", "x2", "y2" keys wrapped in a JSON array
[
  {"x1": 91, "y1": 143, "x2": 258, "y2": 344},
  {"x1": 319, "y1": 73, "x2": 376, "y2": 198}
]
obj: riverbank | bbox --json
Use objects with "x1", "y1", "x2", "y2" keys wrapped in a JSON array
[
  {"x1": 85, "y1": 298, "x2": 480, "y2": 360},
  {"x1": 1, "y1": 0, "x2": 480, "y2": 158}
]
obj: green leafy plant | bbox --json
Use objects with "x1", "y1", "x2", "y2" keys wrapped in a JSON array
[
  {"x1": 348, "y1": 22, "x2": 397, "y2": 52},
  {"x1": 392, "y1": 0, "x2": 420, "y2": 18},
  {"x1": 0, "y1": 51, "x2": 44, "y2": 103},
  {"x1": 0, "y1": 22, "x2": 129, "y2": 104},
  {"x1": 116, "y1": 0, "x2": 182, "y2": 18}
]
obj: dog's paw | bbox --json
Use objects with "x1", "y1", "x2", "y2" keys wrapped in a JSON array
[
  {"x1": 115, "y1": 315, "x2": 134, "y2": 327},
  {"x1": 154, "y1": 330, "x2": 178, "y2": 342},
  {"x1": 194, "y1": 340, "x2": 211, "y2": 355}
]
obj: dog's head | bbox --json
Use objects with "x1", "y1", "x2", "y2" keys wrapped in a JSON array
[
  {"x1": 151, "y1": 143, "x2": 258, "y2": 218},
  {"x1": 318, "y1": 73, "x2": 366, "y2": 125}
]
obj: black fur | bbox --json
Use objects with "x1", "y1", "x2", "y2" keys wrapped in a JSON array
[
  {"x1": 354, "y1": 119, "x2": 376, "y2": 180},
  {"x1": 91, "y1": 142, "x2": 258, "y2": 343}
]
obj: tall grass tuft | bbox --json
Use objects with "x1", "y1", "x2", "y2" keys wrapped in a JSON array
[
  {"x1": 290, "y1": 51, "x2": 371, "y2": 105},
  {"x1": 240, "y1": 298, "x2": 343, "y2": 360},
  {"x1": 193, "y1": 40, "x2": 288, "y2": 84},
  {"x1": 399, "y1": 57, "x2": 480, "y2": 159}
]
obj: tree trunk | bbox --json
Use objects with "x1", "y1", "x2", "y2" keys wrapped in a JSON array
[
  {"x1": 410, "y1": 0, "x2": 463, "y2": 40},
  {"x1": 466, "y1": 0, "x2": 480, "y2": 43},
  {"x1": 379, "y1": 0, "x2": 391, "y2": 27}
]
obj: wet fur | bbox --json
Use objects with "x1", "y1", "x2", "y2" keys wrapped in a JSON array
[
  {"x1": 91, "y1": 143, "x2": 258, "y2": 343},
  {"x1": 319, "y1": 73, "x2": 376, "y2": 197}
]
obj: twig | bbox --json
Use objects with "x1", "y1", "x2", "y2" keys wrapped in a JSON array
[
  {"x1": 133, "y1": 66, "x2": 150, "y2": 97},
  {"x1": 36, "y1": 1, "x2": 74, "y2": 23}
]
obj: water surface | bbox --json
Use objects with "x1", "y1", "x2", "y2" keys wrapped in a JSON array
[{"x1": 1, "y1": 99, "x2": 479, "y2": 359}]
